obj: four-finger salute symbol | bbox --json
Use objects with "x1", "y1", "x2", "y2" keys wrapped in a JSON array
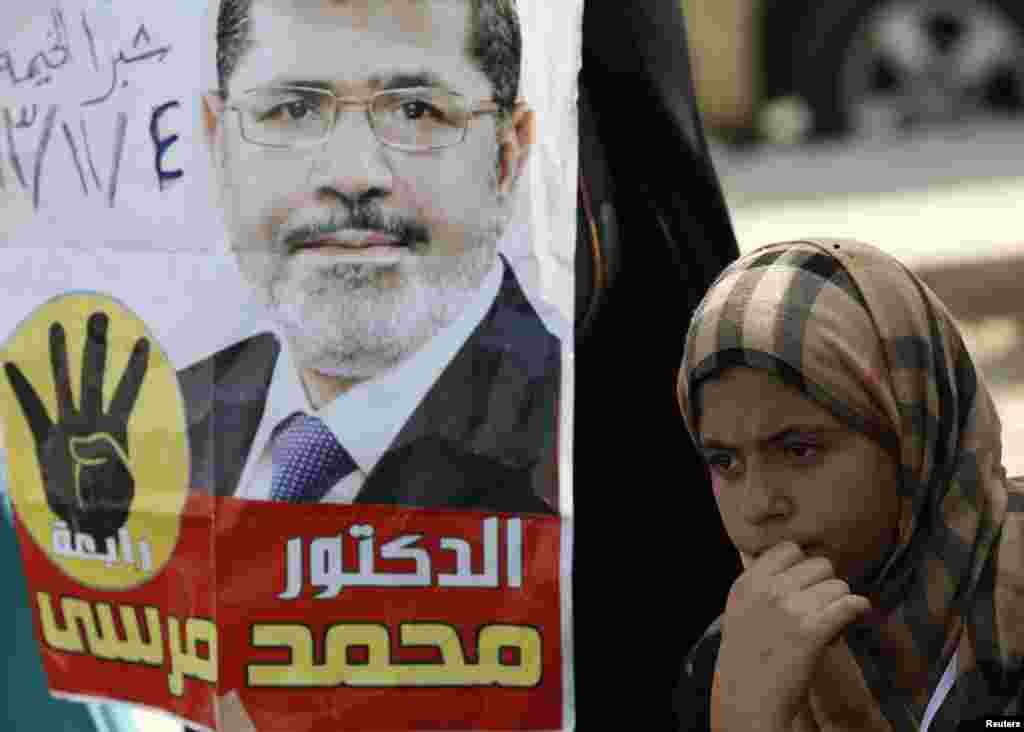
[{"x1": 4, "y1": 312, "x2": 149, "y2": 544}]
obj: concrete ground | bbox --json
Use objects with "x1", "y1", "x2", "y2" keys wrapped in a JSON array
[{"x1": 710, "y1": 120, "x2": 1024, "y2": 476}]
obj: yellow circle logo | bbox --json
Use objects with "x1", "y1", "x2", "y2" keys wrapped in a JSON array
[{"x1": 1, "y1": 293, "x2": 189, "y2": 590}]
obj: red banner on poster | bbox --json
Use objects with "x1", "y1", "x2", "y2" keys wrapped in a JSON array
[{"x1": 15, "y1": 496, "x2": 564, "y2": 731}]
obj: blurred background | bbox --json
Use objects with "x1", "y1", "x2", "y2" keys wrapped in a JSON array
[{"x1": 684, "y1": 0, "x2": 1024, "y2": 476}]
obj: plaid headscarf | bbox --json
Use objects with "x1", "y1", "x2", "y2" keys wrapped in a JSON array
[{"x1": 676, "y1": 238, "x2": 1023, "y2": 729}]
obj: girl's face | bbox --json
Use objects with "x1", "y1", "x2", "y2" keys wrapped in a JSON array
[{"x1": 697, "y1": 367, "x2": 902, "y2": 587}]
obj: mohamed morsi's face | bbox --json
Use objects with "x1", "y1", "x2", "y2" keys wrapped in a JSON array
[{"x1": 208, "y1": 0, "x2": 526, "y2": 379}]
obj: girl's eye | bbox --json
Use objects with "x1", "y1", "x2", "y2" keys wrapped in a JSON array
[
  {"x1": 706, "y1": 453, "x2": 738, "y2": 475},
  {"x1": 784, "y1": 443, "x2": 820, "y2": 460}
]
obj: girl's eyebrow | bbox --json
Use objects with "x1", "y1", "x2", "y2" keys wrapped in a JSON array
[{"x1": 700, "y1": 425, "x2": 835, "y2": 451}]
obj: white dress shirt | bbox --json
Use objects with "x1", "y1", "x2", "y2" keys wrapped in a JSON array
[{"x1": 235, "y1": 257, "x2": 504, "y2": 503}]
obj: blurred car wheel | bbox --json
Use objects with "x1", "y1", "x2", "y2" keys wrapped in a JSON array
[{"x1": 790, "y1": 0, "x2": 1024, "y2": 138}]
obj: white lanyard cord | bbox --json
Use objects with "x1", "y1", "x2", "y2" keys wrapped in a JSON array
[{"x1": 920, "y1": 649, "x2": 958, "y2": 732}]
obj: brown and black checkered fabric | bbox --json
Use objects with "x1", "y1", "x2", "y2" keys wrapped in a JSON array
[{"x1": 677, "y1": 238, "x2": 1023, "y2": 729}]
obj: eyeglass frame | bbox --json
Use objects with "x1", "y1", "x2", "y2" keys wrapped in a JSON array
[{"x1": 224, "y1": 85, "x2": 505, "y2": 152}]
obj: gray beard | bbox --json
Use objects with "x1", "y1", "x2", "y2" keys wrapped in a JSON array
[
  {"x1": 257, "y1": 234, "x2": 500, "y2": 380},
  {"x1": 220, "y1": 136, "x2": 514, "y2": 381}
]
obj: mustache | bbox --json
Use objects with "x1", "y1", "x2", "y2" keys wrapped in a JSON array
[{"x1": 281, "y1": 207, "x2": 431, "y2": 252}]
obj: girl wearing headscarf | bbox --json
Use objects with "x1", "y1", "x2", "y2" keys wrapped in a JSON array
[{"x1": 674, "y1": 238, "x2": 1023, "y2": 731}]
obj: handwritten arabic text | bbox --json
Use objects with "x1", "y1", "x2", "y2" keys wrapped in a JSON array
[{"x1": 2, "y1": 8, "x2": 182, "y2": 210}]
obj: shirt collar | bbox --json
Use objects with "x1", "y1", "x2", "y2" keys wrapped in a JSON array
[{"x1": 245, "y1": 255, "x2": 505, "y2": 477}]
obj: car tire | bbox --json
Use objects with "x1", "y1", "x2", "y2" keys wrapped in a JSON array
[{"x1": 787, "y1": 0, "x2": 1024, "y2": 138}]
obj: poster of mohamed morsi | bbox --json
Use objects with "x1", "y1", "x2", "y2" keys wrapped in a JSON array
[{"x1": 0, "y1": 0, "x2": 577, "y2": 729}]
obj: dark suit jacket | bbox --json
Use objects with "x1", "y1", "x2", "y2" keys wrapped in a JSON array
[{"x1": 177, "y1": 263, "x2": 560, "y2": 515}]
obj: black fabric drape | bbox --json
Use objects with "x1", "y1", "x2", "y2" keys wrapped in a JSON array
[{"x1": 574, "y1": 2, "x2": 742, "y2": 729}]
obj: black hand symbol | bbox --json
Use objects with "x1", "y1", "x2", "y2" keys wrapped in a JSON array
[{"x1": 3, "y1": 312, "x2": 149, "y2": 543}]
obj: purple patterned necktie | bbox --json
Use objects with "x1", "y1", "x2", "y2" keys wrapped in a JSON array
[{"x1": 270, "y1": 413, "x2": 358, "y2": 503}]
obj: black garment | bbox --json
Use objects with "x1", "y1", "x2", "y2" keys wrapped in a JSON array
[
  {"x1": 574, "y1": 1, "x2": 741, "y2": 730},
  {"x1": 177, "y1": 263, "x2": 560, "y2": 514},
  {"x1": 673, "y1": 618, "x2": 723, "y2": 731}
]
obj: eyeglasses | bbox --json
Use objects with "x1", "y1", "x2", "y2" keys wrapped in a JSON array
[{"x1": 227, "y1": 85, "x2": 502, "y2": 151}]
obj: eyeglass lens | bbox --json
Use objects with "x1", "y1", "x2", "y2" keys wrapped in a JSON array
[{"x1": 238, "y1": 87, "x2": 471, "y2": 149}]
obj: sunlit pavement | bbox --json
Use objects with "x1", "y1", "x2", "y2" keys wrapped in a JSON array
[{"x1": 710, "y1": 120, "x2": 1024, "y2": 476}]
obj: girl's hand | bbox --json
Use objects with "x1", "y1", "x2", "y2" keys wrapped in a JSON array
[{"x1": 711, "y1": 541, "x2": 872, "y2": 731}]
